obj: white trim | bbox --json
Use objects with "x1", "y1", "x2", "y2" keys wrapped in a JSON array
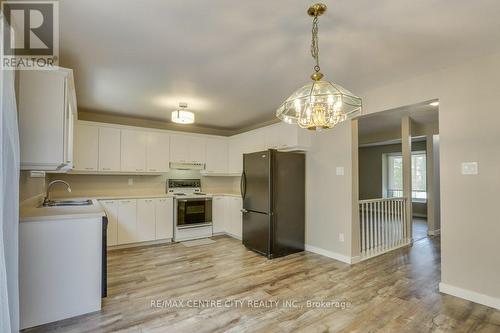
[
  {"x1": 439, "y1": 282, "x2": 500, "y2": 310},
  {"x1": 428, "y1": 229, "x2": 440, "y2": 236},
  {"x1": 305, "y1": 244, "x2": 352, "y2": 264},
  {"x1": 108, "y1": 239, "x2": 172, "y2": 250},
  {"x1": 223, "y1": 232, "x2": 242, "y2": 240}
]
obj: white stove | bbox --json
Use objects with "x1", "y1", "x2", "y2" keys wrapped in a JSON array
[{"x1": 167, "y1": 179, "x2": 213, "y2": 241}]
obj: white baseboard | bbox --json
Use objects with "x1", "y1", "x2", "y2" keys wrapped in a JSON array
[
  {"x1": 428, "y1": 229, "x2": 441, "y2": 236},
  {"x1": 412, "y1": 213, "x2": 427, "y2": 218},
  {"x1": 439, "y1": 282, "x2": 500, "y2": 310},
  {"x1": 305, "y1": 244, "x2": 352, "y2": 264}
]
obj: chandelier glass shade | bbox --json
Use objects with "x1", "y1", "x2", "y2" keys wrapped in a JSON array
[
  {"x1": 171, "y1": 103, "x2": 195, "y2": 124},
  {"x1": 276, "y1": 3, "x2": 362, "y2": 130}
]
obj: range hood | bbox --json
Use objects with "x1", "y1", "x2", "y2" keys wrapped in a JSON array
[{"x1": 169, "y1": 162, "x2": 205, "y2": 170}]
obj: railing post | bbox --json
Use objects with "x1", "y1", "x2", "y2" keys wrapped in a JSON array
[{"x1": 401, "y1": 116, "x2": 413, "y2": 242}]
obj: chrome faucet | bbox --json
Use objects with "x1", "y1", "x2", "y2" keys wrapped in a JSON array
[{"x1": 43, "y1": 180, "x2": 72, "y2": 206}]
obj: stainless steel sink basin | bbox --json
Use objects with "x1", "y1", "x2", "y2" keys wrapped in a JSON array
[{"x1": 41, "y1": 199, "x2": 93, "y2": 207}]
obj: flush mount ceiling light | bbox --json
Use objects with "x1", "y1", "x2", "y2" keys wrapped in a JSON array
[
  {"x1": 171, "y1": 102, "x2": 195, "y2": 124},
  {"x1": 276, "y1": 3, "x2": 362, "y2": 131}
]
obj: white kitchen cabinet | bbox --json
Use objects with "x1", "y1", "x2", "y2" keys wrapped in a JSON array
[
  {"x1": 228, "y1": 136, "x2": 244, "y2": 174},
  {"x1": 169, "y1": 134, "x2": 190, "y2": 163},
  {"x1": 188, "y1": 136, "x2": 206, "y2": 163},
  {"x1": 264, "y1": 122, "x2": 311, "y2": 150},
  {"x1": 212, "y1": 196, "x2": 226, "y2": 233},
  {"x1": 73, "y1": 123, "x2": 98, "y2": 172},
  {"x1": 137, "y1": 199, "x2": 156, "y2": 242},
  {"x1": 205, "y1": 139, "x2": 228, "y2": 174},
  {"x1": 170, "y1": 134, "x2": 206, "y2": 164},
  {"x1": 18, "y1": 68, "x2": 77, "y2": 171},
  {"x1": 98, "y1": 127, "x2": 121, "y2": 172},
  {"x1": 147, "y1": 132, "x2": 170, "y2": 172},
  {"x1": 100, "y1": 200, "x2": 118, "y2": 246},
  {"x1": 121, "y1": 130, "x2": 148, "y2": 172},
  {"x1": 117, "y1": 199, "x2": 137, "y2": 244},
  {"x1": 155, "y1": 198, "x2": 173, "y2": 239},
  {"x1": 225, "y1": 197, "x2": 242, "y2": 239}
]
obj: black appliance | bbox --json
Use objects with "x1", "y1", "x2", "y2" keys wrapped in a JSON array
[
  {"x1": 101, "y1": 216, "x2": 108, "y2": 297},
  {"x1": 241, "y1": 149, "x2": 305, "y2": 259},
  {"x1": 176, "y1": 198, "x2": 212, "y2": 228}
]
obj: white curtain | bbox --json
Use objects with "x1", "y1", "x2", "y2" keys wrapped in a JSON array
[{"x1": 0, "y1": 13, "x2": 20, "y2": 333}]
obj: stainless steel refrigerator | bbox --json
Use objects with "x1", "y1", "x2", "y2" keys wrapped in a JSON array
[{"x1": 241, "y1": 149, "x2": 305, "y2": 259}]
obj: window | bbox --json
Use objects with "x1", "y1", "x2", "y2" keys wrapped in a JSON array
[{"x1": 384, "y1": 152, "x2": 427, "y2": 202}]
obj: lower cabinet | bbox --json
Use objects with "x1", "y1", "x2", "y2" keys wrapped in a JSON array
[
  {"x1": 213, "y1": 196, "x2": 242, "y2": 238},
  {"x1": 155, "y1": 198, "x2": 173, "y2": 240},
  {"x1": 137, "y1": 199, "x2": 156, "y2": 242},
  {"x1": 117, "y1": 200, "x2": 137, "y2": 244},
  {"x1": 100, "y1": 197, "x2": 173, "y2": 246}
]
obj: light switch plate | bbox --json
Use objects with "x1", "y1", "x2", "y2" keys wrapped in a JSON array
[
  {"x1": 336, "y1": 167, "x2": 345, "y2": 176},
  {"x1": 128, "y1": 178, "x2": 134, "y2": 185},
  {"x1": 461, "y1": 162, "x2": 478, "y2": 175}
]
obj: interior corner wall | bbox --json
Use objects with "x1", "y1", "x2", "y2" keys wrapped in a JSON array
[
  {"x1": 359, "y1": 50, "x2": 500, "y2": 306},
  {"x1": 305, "y1": 121, "x2": 353, "y2": 259}
]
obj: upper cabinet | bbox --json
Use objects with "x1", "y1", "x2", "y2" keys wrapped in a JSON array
[
  {"x1": 204, "y1": 138, "x2": 228, "y2": 174},
  {"x1": 71, "y1": 120, "x2": 309, "y2": 176},
  {"x1": 18, "y1": 68, "x2": 77, "y2": 171},
  {"x1": 73, "y1": 123, "x2": 98, "y2": 172},
  {"x1": 121, "y1": 130, "x2": 148, "y2": 172},
  {"x1": 263, "y1": 123, "x2": 311, "y2": 151},
  {"x1": 146, "y1": 132, "x2": 170, "y2": 172},
  {"x1": 98, "y1": 127, "x2": 121, "y2": 172},
  {"x1": 170, "y1": 134, "x2": 206, "y2": 164}
]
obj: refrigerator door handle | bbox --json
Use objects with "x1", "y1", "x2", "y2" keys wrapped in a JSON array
[
  {"x1": 240, "y1": 209, "x2": 248, "y2": 214},
  {"x1": 240, "y1": 171, "x2": 247, "y2": 198}
]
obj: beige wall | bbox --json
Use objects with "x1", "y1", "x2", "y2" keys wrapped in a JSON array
[
  {"x1": 306, "y1": 121, "x2": 354, "y2": 258},
  {"x1": 19, "y1": 171, "x2": 46, "y2": 202},
  {"x1": 47, "y1": 170, "x2": 239, "y2": 198},
  {"x1": 359, "y1": 50, "x2": 500, "y2": 303}
]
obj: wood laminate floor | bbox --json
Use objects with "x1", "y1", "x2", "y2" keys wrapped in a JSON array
[{"x1": 25, "y1": 236, "x2": 500, "y2": 333}]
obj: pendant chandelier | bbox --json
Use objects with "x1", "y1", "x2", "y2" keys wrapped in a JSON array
[
  {"x1": 276, "y1": 3, "x2": 362, "y2": 131},
  {"x1": 171, "y1": 102, "x2": 195, "y2": 124}
]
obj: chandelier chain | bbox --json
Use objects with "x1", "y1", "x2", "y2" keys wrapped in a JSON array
[{"x1": 311, "y1": 15, "x2": 320, "y2": 72}]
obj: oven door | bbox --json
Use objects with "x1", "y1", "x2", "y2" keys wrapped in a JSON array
[{"x1": 176, "y1": 198, "x2": 212, "y2": 228}]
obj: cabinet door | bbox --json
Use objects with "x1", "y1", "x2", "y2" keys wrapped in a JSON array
[
  {"x1": 99, "y1": 127, "x2": 121, "y2": 171},
  {"x1": 147, "y1": 132, "x2": 170, "y2": 172},
  {"x1": 169, "y1": 134, "x2": 190, "y2": 163},
  {"x1": 121, "y1": 130, "x2": 148, "y2": 172},
  {"x1": 137, "y1": 199, "x2": 156, "y2": 242},
  {"x1": 226, "y1": 197, "x2": 242, "y2": 238},
  {"x1": 117, "y1": 200, "x2": 137, "y2": 244},
  {"x1": 155, "y1": 198, "x2": 173, "y2": 240},
  {"x1": 228, "y1": 137, "x2": 243, "y2": 174},
  {"x1": 100, "y1": 200, "x2": 118, "y2": 246},
  {"x1": 266, "y1": 123, "x2": 298, "y2": 149},
  {"x1": 212, "y1": 196, "x2": 226, "y2": 233},
  {"x1": 73, "y1": 123, "x2": 98, "y2": 171},
  {"x1": 205, "y1": 139, "x2": 228, "y2": 173},
  {"x1": 188, "y1": 136, "x2": 206, "y2": 164}
]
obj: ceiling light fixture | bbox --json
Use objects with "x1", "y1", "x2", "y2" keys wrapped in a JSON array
[
  {"x1": 429, "y1": 101, "x2": 439, "y2": 107},
  {"x1": 171, "y1": 102, "x2": 195, "y2": 124},
  {"x1": 276, "y1": 3, "x2": 362, "y2": 131}
]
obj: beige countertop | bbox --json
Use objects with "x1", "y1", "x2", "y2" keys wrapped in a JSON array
[
  {"x1": 20, "y1": 192, "x2": 240, "y2": 222},
  {"x1": 20, "y1": 198, "x2": 106, "y2": 223}
]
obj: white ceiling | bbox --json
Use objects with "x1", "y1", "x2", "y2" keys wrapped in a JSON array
[{"x1": 59, "y1": 0, "x2": 500, "y2": 131}]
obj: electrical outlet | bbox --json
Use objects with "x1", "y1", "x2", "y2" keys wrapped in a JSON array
[
  {"x1": 336, "y1": 167, "x2": 345, "y2": 176},
  {"x1": 339, "y1": 233, "x2": 345, "y2": 242},
  {"x1": 128, "y1": 178, "x2": 134, "y2": 185}
]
